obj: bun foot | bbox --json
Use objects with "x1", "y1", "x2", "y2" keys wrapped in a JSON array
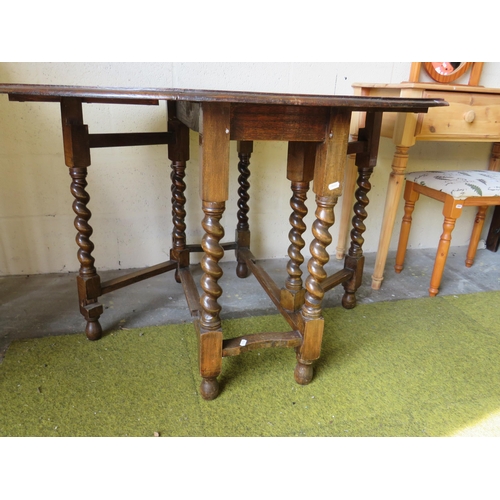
[
  {"x1": 86, "y1": 319, "x2": 102, "y2": 341},
  {"x1": 174, "y1": 269, "x2": 182, "y2": 284},
  {"x1": 341, "y1": 291, "x2": 357, "y2": 310},
  {"x1": 236, "y1": 262, "x2": 250, "y2": 279},
  {"x1": 294, "y1": 361, "x2": 313, "y2": 385},
  {"x1": 200, "y1": 377, "x2": 219, "y2": 400}
]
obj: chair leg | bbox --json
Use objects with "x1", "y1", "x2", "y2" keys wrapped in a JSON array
[
  {"x1": 429, "y1": 215, "x2": 457, "y2": 296},
  {"x1": 395, "y1": 181, "x2": 419, "y2": 273},
  {"x1": 466, "y1": 205, "x2": 488, "y2": 267}
]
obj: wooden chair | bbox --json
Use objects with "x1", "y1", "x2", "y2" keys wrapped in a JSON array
[{"x1": 395, "y1": 170, "x2": 500, "y2": 296}]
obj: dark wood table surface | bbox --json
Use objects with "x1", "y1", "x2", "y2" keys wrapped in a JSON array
[{"x1": 0, "y1": 84, "x2": 447, "y2": 399}]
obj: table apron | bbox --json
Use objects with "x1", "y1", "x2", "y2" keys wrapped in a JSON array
[{"x1": 177, "y1": 101, "x2": 338, "y2": 142}]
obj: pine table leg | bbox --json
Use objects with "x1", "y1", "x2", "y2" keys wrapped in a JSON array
[{"x1": 371, "y1": 145, "x2": 410, "y2": 290}]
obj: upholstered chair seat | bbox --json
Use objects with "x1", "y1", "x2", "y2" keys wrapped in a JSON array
[{"x1": 395, "y1": 170, "x2": 500, "y2": 296}]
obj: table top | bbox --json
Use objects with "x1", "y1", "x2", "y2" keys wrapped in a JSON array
[{"x1": 0, "y1": 84, "x2": 447, "y2": 112}]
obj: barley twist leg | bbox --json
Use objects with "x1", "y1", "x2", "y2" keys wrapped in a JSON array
[
  {"x1": 236, "y1": 142, "x2": 252, "y2": 278},
  {"x1": 342, "y1": 165, "x2": 373, "y2": 309},
  {"x1": 296, "y1": 195, "x2": 336, "y2": 384},
  {"x1": 69, "y1": 167, "x2": 103, "y2": 340},
  {"x1": 199, "y1": 201, "x2": 225, "y2": 400},
  {"x1": 170, "y1": 160, "x2": 187, "y2": 282},
  {"x1": 282, "y1": 181, "x2": 309, "y2": 311}
]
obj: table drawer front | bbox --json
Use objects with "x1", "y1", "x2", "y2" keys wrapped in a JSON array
[{"x1": 417, "y1": 91, "x2": 500, "y2": 141}]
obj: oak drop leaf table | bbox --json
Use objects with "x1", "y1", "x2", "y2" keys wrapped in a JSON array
[{"x1": 0, "y1": 84, "x2": 446, "y2": 400}]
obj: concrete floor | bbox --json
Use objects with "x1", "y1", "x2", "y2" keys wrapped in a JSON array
[
  {"x1": 1, "y1": 245, "x2": 500, "y2": 435},
  {"x1": 2, "y1": 245, "x2": 500, "y2": 357}
]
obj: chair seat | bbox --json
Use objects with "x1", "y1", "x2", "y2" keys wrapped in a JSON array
[{"x1": 406, "y1": 170, "x2": 500, "y2": 200}]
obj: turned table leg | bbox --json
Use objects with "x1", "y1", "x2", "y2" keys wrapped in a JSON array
[
  {"x1": 371, "y1": 145, "x2": 410, "y2": 290},
  {"x1": 283, "y1": 180, "x2": 309, "y2": 311},
  {"x1": 343, "y1": 111, "x2": 383, "y2": 308},
  {"x1": 235, "y1": 141, "x2": 253, "y2": 279},
  {"x1": 69, "y1": 167, "x2": 103, "y2": 340},
  {"x1": 61, "y1": 97, "x2": 103, "y2": 340},
  {"x1": 170, "y1": 159, "x2": 188, "y2": 283},
  {"x1": 168, "y1": 103, "x2": 191, "y2": 282},
  {"x1": 197, "y1": 102, "x2": 230, "y2": 400},
  {"x1": 296, "y1": 194, "x2": 337, "y2": 384},
  {"x1": 295, "y1": 109, "x2": 351, "y2": 384},
  {"x1": 281, "y1": 142, "x2": 315, "y2": 312},
  {"x1": 335, "y1": 144, "x2": 358, "y2": 260},
  {"x1": 199, "y1": 201, "x2": 225, "y2": 399},
  {"x1": 342, "y1": 163, "x2": 374, "y2": 309}
]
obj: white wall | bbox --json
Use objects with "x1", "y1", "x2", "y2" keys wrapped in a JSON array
[{"x1": 1, "y1": 62, "x2": 500, "y2": 276}]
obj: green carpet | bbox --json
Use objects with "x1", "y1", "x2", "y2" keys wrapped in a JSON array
[{"x1": 2, "y1": 291, "x2": 500, "y2": 437}]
